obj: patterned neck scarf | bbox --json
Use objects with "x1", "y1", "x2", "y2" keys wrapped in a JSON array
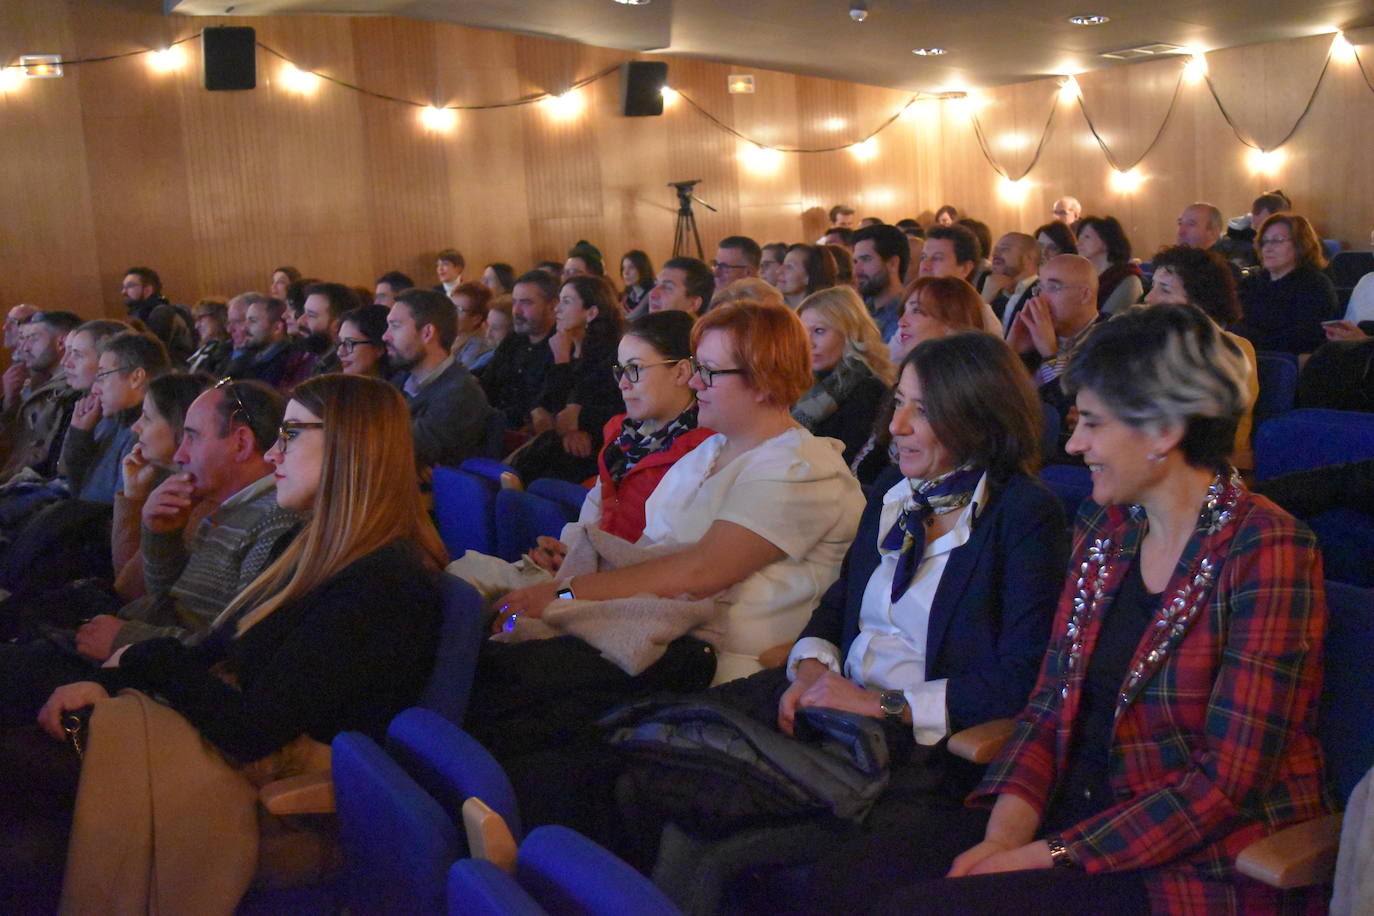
[
  {"x1": 880, "y1": 466, "x2": 983, "y2": 602},
  {"x1": 602, "y1": 404, "x2": 700, "y2": 484}
]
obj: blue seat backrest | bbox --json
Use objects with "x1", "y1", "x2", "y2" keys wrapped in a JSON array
[
  {"x1": 527, "y1": 478, "x2": 591, "y2": 520},
  {"x1": 495, "y1": 489, "x2": 572, "y2": 563},
  {"x1": 1327, "y1": 251, "x2": 1374, "y2": 289},
  {"x1": 1253, "y1": 352, "x2": 1299, "y2": 430},
  {"x1": 515, "y1": 825, "x2": 682, "y2": 916},
  {"x1": 1039, "y1": 464, "x2": 1092, "y2": 520},
  {"x1": 385, "y1": 707, "x2": 524, "y2": 847},
  {"x1": 432, "y1": 466, "x2": 499, "y2": 558},
  {"x1": 1319, "y1": 581, "x2": 1374, "y2": 803},
  {"x1": 1321, "y1": 238, "x2": 1342, "y2": 261},
  {"x1": 447, "y1": 859, "x2": 545, "y2": 915},
  {"x1": 332, "y1": 731, "x2": 461, "y2": 916},
  {"x1": 1254, "y1": 408, "x2": 1374, "y2": 480},
  {"x1": 419, "y1": 574, "x2": 486, "y2": 727}
]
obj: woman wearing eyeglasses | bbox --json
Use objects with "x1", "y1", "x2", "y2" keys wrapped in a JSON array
[
  {"x1": 36, "y1": 374, "x2": 446, "y2": 913},
  {"x1": 1236, "y1": 213, "x2": 1340, "y2": 355},
  {"x1": 333, "y1": 305, "x2": 390, "y2": 378}
]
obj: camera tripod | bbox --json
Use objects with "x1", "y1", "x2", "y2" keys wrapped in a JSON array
[{"x1": 669, "y1": 180, "x2": 716, "y2": 260}]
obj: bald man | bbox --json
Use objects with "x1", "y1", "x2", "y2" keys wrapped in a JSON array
[
  {"x1": 1052, "y1": 196, "x2": 1082, "y2": 227},
  {"x1": 1009, "y1": 254, "x2": 1103, "y2": 462},
  {"x1": 5, "y1": 304, "x2": 36, "y2": 356},
  {"x1": 982, "y1": 232, "x2": 1040, "y2": 333}
]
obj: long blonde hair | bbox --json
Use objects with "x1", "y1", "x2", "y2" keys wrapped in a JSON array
[
  {"x1": 797, "y1": 286, "x2": 897, "y2": 385},
  {"x1": 231, "y1": 375, "x2": 447, "y2": 633}
]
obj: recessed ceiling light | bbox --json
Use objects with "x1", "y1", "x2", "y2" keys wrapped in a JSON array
[
  {"x1": 612, "y1": 0, "x2": 651, "y2": 5},
  {"x1": 1068, "y1": 14, "x2": 1110, "y2": 25},
  {"x1": 912, "y1": 47, "x2": 947, "y2": 56}
]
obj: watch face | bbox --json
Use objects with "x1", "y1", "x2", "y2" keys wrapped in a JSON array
[{"x1": 879, "y1": 690, "x2": 907, "y2": 716}]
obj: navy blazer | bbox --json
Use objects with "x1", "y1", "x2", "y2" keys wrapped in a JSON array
[{"x1": 797, "y1": 467, "x2": 1068, "y2": 732}]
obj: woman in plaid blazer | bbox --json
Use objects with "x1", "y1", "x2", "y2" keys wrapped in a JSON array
[{"x1": 809, "y1": 304, "x2": 1333, "y2": 915}]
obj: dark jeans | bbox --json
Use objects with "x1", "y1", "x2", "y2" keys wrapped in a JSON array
[
  {"x1": 0, "y1": 724, "x2": 83, "y2": 914},
  {"x1": 0, "y1": 639, "x2": 95, "y2": 725}
]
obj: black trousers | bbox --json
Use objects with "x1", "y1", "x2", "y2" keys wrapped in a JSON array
[{"x1": 0, "y1": 639, "x2": 95, "y2": 726}]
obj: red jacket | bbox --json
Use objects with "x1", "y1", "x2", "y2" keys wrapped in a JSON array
[
  {"x1": 594, "y1": 414, "x2": 714, "y2": 543},
  {"x1": 974, "y1": 482, "x2": 1332, "y2": 915}
]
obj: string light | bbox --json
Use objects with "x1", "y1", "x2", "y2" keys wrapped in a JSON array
[
  {"x1": 849, "y1": 138, "x2": 878, "y2": 160},
  {"x1": 279, "y1": 63, "x2": 321, "y2": 95},
  {"x1": 541, "y1": 91, "x2": 584, "y2": 120},
  {"x1": 823, "y1": 117, "x2": 848, "y2": 131},
  {"x1": 147, "y1": 46, "x2": 186, "y2": 73},
  {"x1": 660, "y1": 85, "x2": 679, "y2": 104},
  {"x1": 0, "y1": 66, "x2": 24, "y2": 92},
  {"x1": 1109, "y1": 167, "x2": 1145, "y2": 193},
  {"x1": 419, "y1": 105, "x2": 457, "y2": 132},
  {"x1": 1248, "y1": 148, "x2": 1285, "y2": 174},
  {"x1": 997, "y1": 177, "x2": 1031, "y2": 204},
  {"x1": 740, "y1": 144, "x2": 783, "y2": 172},
  {"x1": 1058, "y1": 75, "x2": 1081, "y2": 103},
  {"x1": 1183, "y1": 52, "x2": 1208, "y2": 82},
  {"x1": 1331, "y1": 32, "x2": 1356, "y2": 64}
]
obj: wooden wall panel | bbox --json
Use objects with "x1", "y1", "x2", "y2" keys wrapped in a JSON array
[{"x1": 4, "y1": 4, "x2": 1374, "y2": 324}]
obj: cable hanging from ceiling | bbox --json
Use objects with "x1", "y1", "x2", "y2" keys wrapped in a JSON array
[
  {"x1": 1201, "y1": 45, "x2": 1334, "y2": 151},
  {"x1": 968, "y1": 94, "x2": 1058, "y2": 181},
  {"x1": 671, "y1": 89, "x2": 940, "y2": 153},
  {"x1": 1075, "y1": 67, "x2": 1184, "y2": 171}
]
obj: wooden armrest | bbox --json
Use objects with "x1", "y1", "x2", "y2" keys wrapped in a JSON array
[
  {"x1": 462, "y1": 796, "x2": 518, "y2": 874},
  {"x1": 1235, "y1": 813, "x2": 1344, "y2": 889},
  {"x1": 499, "y1": 471, "x2": 523, "y2": 491},
  {"x1": 259, "y1": 770, "x2": 336, "y2": 815},
  {"x1": 758, "y1": 642, "x2": 792, "y2": 670},
  {"x1": 946, "y1": 719, "x2": 1016, "y2": 764}
]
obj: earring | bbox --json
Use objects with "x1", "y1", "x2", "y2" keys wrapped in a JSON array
[{"x1": 1148, "y1": 452, "x2": 1165, "y2": 464}]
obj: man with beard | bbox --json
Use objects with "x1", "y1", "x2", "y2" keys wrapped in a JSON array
[
  {"x1": 229, "y1": 294, "x2": 314, "y2": 393},
  {"x1": 476, "y1": 269, "x2": 558, "y2": 429},
  {"x1": 981, "y1": 232, "x2": 1040, "y2": 334},
  {"x1": 119, "y1": 267, "x2": 194, "y2": 363},
  {"x1": 851, "y1": 224, "x2": 911, "y2": 343},
  {"x1": 383, "y1": 288, "x2": 490, "y2": 468},
  {"x1": 299, "y1": 282, "x2": 361, "y2": 376}
]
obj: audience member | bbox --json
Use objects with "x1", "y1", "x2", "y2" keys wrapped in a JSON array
[
  {"x1": 515, "y1": 275, "x2": 625, "y2": 484},
  {"x1": 435, "y1": 248, "x2": 465, "y2": 296},
  {"x1": 479, "y1": 270, "x2": 558, "y2": 428},
  {"x1": 0, "y1": 311, "x2": 81, "y2": 481},
  {"x1": 759, "y1": 242, "x2": 787, "y2": 288},
  {"x1": 899, "y1": 222, "x2": 926, "y2": 284},
  {"x1": 1174, "y1": 202, "x2": 1226, "y2": 255},
  {"x1": 1008, "y1": 254, "x2": 1102, "y2": 461},
  {"x1": 647, "y1": 257, "x2": 713, "y2": 318},
  {"x1": 920, "y1": 225, "x2": 1001, "y2": 333},
  {"x1": 1324, "y1": 268, "x2": 1374, "y2": 338},
  {"x1": 809, "y1": 304, "x2": 1328, "y2": 916},
  {"x1": 268, "y1": 266, "x2": 300, "y2": 303},
  {"x1": 710, "y1": 277, "x2": 785, "y2": 311},
  {"x1": 231, "y1": 295, "x2": 314, "y2": 392},
  {"x1": 620, "y1": 249, "x2": 655, "y2": 319},
  {"x1": 481, "y1": 262, "x2": 516, "y2": 297},
  {"x1": 225, "y1": 293, "x2": 251, "y2": 354},
  {"x1": 828, "y1": 204, "x2": 856, "y2": 230},
  {"x1": 1235, "y1": 213, "x2": 1339, "y2": 354},
  {"x1": 384, "y1": 288, "x2": 490, "y2": 468},
  {"x1": 982, "y1": 232, "x2": 1040, "y2": 333},
  {"x1": 823, "y1": 227, "x2": 856, "y2": 249},
  {"x1": 712, "y1": 236, "x2": 762, "y2": 294},
  {"x1": 827, "y1": 244, "x2": 856, "y2": 288},
  {"x1": 119, "y1": 267, "x2": 194, "y2": 363},
  {"x1": 616, "y1": 333, "x2": 1066, "y2": 895},
  {"x1": 282, "y1": 278, "x2": 318, "y2": 338},
  {"x1": 851, "y1": 224, "x2": 910, "y2": 344},
  {"x1": 1052, "y1": 195, "x2": 1082, "y2": 227},
  {"x1": 792, "y1": 287, "x2": 895, "y2": 464},
  {"x1": 3, "y1": 304, "x2": 37, "y2": 357},
  {"x1": 1034, "y1": 220, "x2": 1078, "y2": 265},
  {"x1": 485, "y1": 295, "x2": 513, "y2": 350},
  {"x1": 301, "y1": 282, "x2": 360, "y2": 376},
  {"x1": 374, "y1": 270, "x2": 415, "y2": 308},
  {"x1": 859, "y1": 216, "x2": 882, "y2": 229},
  {"x1": 1296, "y1": 335, "x2": 1374, "y2": 412},
  {"x1": 39, "y1": 375, "x2": 446, "y2": 915},
  {"x1": 186, "y1": 300, "x2": 232, "y2": 377},
  {"x1": 956, "y1": 217, "x2": 994, "y2": 287},
  {"x1": 779, "y1": 244, "x2": 839, "y2": 309},
  {"x1": 535, "y1": 259, "x2": 564, "y2": 276},
  {"x1": 1218, "y1": 189, "x2": 1291, "y2": 267},
  {"x1": 933, "y1": 205, "x2": 958, "y2": 227},
  {"x1": 563, "y1": 240, "x2": 606, "y2": 281},
  {"x1": 1143, "y1": 245, "x2": 1259, "y2": 467},
  {"x1": 334, "y1": 305, "x2": 390, "y2": 378},
  {"x1": 1076, "y1": 215, "x2": 1143, "y2": 314},
  {"x1": 449, "y1": 281, "x2": 495, "y2": 370}
]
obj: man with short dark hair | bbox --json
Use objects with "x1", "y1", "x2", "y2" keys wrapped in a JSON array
[
  {"x1": 852, "y1": 224, "x2": 910, "y2": 343},
  {"x1": 823, "y1": 227, "x2": 856, "y2": 249},
  {"x1": 375, "y1": 271, "x2": 416, "y2": 307},
  {"x1": 0, "y1": 311, "x2": 82, "y2": 481},
  {"x1": 982, "y1": 232, "x2": 1040, "y2": 334},
  {"x1": 759, "y1": 243, "x2": 787, "y2": 288},
  {"x1": 712, "y1": 236, "x2": 762, "y2": 294},
  {"x1": 385, "y1": 288, "x2": 490, "y2": 467},
  {"x1": 302, "y1": 282, "x2": 360, "y2": 376},
  {"x1": 648, "y1": 257, "x2": 713, "y2": 317},
  {"x1": 435, "y1": 249, "x2": 465, "y2": 296},
  {"x1": 828, "y1": 204, "x2": 856, "y2": 229},
  {"x1": 478, "y1": 270, "x2": 559, "y2": 428},
  {"x1": 921, "y1": 224, "x2": 1003, "y2": 334},
  {"x1": 231, "y1": 295, "x2": 315, "y2": 392},
  {"x1": 120, "y1": 267, "x2": 194, "y2": 363}
]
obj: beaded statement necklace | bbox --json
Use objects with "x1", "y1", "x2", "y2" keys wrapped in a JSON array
[{"x1": 1061, "y1": 469, "x2": 1244, "y2": 718}]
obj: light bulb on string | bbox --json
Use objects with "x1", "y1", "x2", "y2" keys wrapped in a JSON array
[
  {"x1": 1331, "y1": 32, "x2": 1356, "y2": 64},
  {"x1": 542, "y1": 90, "x2": 584, "y2": 120},
  {"x1": 850, "y1": 138, "x2": 878, "y2": 160},
  {"x1": 147, "y1": 46, "x2": 186, "y2": 73},
  {"x1": 1058, "y1": 75, "x2": 1081, "y2": 103},
  {"x1": 1109, "y1": 167, "x2": 1145, "y2": 193},
  {"x1": 1183, "y1": 52, "x2": 1207, "y2": 82},
  {"x1": 1248, "y1": 148, "x2": 1285, "y2": 174},
  {"x1": 0, "y1": 66, "x2": 24, "y2": 92},
  {"x1": 997, "y1": 177, "x2": 1031, "y2": 204},
  {"x1": 280, "y1": 63, "x2": 321, "y2": 95},
  {"x1": 419, "y1": 105, "x2": 457, "y2": 132}
]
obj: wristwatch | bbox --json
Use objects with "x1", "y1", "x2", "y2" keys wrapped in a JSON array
[
  {"x1": 554, "y1": 585, "x2": 576, "y2": 600},
  {"x1": 1046, "y1": 834, "x2": 1077, "y2": 869},
  {"x1": 878, "y1": 689, "x2": 908, "y2": 723}
]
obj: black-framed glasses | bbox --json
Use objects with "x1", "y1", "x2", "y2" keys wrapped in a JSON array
[
  {"x1": 275, "y1": 421, "x2": 325, "y2": 454},
  {"x1": 710, "y1": 260, "x2": 751, "y2": 274},
  {"x1": 611, "y1": 360, "x2": 681, "y2": 384},
  {"x1": 688, "y1": 357, "x2": 746, "y2": 388},
  {"x1": 93, "y1": 364, "x2": 132, "y2": 381},
  {"x1": 214, "y1": 377, "x2": 254, "y2": 430},
  {"x1": 335, "y1": 337, "x2": 377, "y2": 355}
]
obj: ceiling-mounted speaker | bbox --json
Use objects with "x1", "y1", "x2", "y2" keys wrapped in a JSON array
[
  {"x1": 621, "y1": 61, "x2": 668, "y2": 117},
  {"x1": 203, "y1": 26, "x2": 257, "y2": 91}
]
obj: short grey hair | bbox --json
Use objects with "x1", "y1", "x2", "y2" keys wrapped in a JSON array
[
  {"x1": 1190, "y1": 202, "x2": 1225, "y2": 234},
  {"x1": 1063, "y1": 304, "x2": 1249, "y2": 467}
]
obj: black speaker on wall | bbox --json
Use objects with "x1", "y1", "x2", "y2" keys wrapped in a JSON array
[
  {"x1": 203, "y1": 26, "x2": 257, "y2": 91},
  {"x1": 621, "y1": 61, "x2": 668, "y2": 117}
]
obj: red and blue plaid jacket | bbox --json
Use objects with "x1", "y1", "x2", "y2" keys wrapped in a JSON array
[{"x1": 973, "y1": 487, "x2": 1334, "y2": 915}]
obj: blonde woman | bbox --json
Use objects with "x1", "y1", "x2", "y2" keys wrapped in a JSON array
[
  {"x1": 38, "y1": 374, "x2": 447, "y2": 912},
  {"x1": 793, "y1": 286, "x2": 897, "y2": 464}
]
